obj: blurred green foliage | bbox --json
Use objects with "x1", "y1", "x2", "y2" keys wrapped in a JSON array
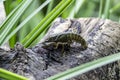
[{"x1": 2, "y1": 0, "x2": 120, "y2": 47}]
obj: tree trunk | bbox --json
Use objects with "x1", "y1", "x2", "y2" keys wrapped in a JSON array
[{"x1": 0, "y1": 18, "x2": 120, "y2": 80}]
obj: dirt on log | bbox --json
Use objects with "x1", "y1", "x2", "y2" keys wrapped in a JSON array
[{"x1": 0, "y1": 18, "x2": 120, "y2": 80}]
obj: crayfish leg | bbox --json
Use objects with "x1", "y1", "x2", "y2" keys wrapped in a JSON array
[
  {"x1": 54, "y1": 42, "x2": 65, "y2": 56},
  {"x1": 61, "y1": 43, "x2": 70, "y2": 57},
  {"x1": 54, "y1": 42, "x2": 60, "y2": 49}
]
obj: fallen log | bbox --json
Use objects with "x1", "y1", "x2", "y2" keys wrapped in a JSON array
[{"x1": 0, "y1": 18, "x2": 120, "y2": 80}]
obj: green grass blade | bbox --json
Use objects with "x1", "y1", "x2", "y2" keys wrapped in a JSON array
[
  {"x1": 18, "y1": 0, "x2": 44, "y2": 42},
  {"x1": 4, "y1": 0, "x2": 13, "y2": 15},
  {"x1": 69, "y1": 0, "x2": 85, "y2": 18},
  {"x1": 21, "y1": 0, "x2": 74, "y2": 47},
  {"x1": 104, "y1": 0, "x2": 111, "y2": 19},
  {"x1": 110, "y1": 3, "x2": 120, "y2": 14},
  {"x1": 74, "y1": 0, "x2": 85, "y2": 15},
  {"x1": 99, "y1": 0, "x2": 104, "y2": 18},
  {"x1": 46, "y1": 0, "x2": 54, "y2": 14},
  {"x1": 2, "y1": 0, "x2": 51, "y2": 45},
  {"x1": 0, "y1": 0, "x2": 33, "y2": 45},
  {"x1": 0, "y1": 0, "x2": 24, "y2": 29},
  {"x1": 46, "y1": 52, "x2": 120, "y2": 80},
  {"x1": 0, "y1": 68, "x2": 28, "y2": 80}
]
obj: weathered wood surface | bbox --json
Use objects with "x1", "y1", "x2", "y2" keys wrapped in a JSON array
[{"x1": 0, "y1": 18, "x2": 120, "y2": 80}]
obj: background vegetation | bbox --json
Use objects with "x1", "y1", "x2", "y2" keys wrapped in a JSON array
[
  {"x1": 0, "y1": 0, "x2": 120, "y2": 80},
  {"x1": 1, "y1": 0, "x2": 120, "y2": 48}
]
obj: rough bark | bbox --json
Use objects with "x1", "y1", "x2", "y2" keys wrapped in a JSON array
[{"x1": 0, "y1": 18, "x2": 120, "y2": 80}]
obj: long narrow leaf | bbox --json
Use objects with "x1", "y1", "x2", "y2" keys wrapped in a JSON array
[
  {"x1": 46, "y1": 0, "x2": 54, "y2": 14},
  {"x1": 0, "y1": 68, "x2": 28, "y2": 80},
  {"x1": 110, "y1": 3, "x2": 120, "y2": 14},
  {"x1": 0, "y1": 0, "x2": 24, "y2": 29},
  {"x1": 99, "y1": 0, "x2": 104, "y2": 18},
  {"x1": 69, "y1": 0, "x2": 85, "y2": 18},
  {"x1": 2, "y1": 0, "x2": 51, "y2": 45},
  {"x1": 0, "y1": 0, "x2": 33, "y2": 45},
  {"x1": 46, "y1": 52, "x2": 120, "y2": 80},
  {"x1": 104, "y1": 0, "x2": 111, "y2": 19},
  {"x1": 21, "y1": 0, "x2": 74, "y2": 47}
]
